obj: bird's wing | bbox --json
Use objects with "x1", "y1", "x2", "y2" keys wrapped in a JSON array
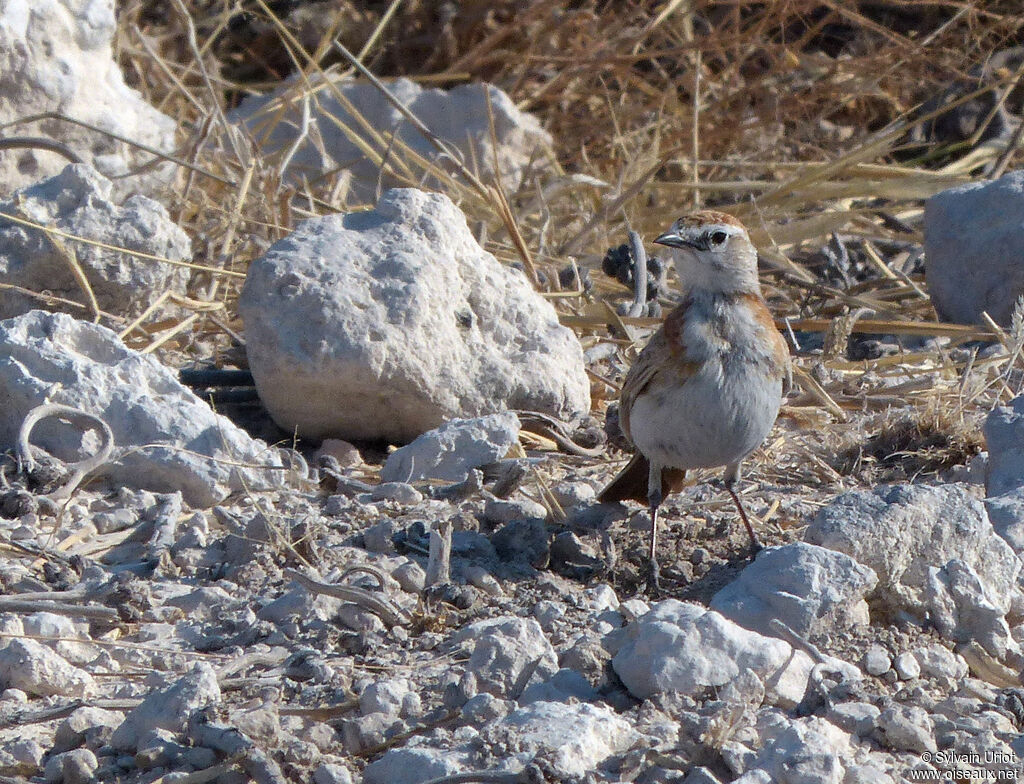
[
  {"x1": 742, "y1": 292, "x2": 793, "y2": 395},
  {"x1": 618, "y1": 301, "x2": 698, "y2": 443}
]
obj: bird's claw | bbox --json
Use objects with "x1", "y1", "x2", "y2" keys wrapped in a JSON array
[{"x1": 645, "y1": 557, "x2": 662, "y2": 595}]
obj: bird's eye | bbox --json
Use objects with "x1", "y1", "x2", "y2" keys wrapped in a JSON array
[{"x1": 709, "y1": 230, "x2": 728, "y2": 246}]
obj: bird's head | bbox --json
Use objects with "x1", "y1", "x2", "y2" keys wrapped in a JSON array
[{"x1": 654, "y1": 210, "x2": 759, "y2": 294}]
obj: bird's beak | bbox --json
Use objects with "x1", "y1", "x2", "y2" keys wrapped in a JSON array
[{"x1": 654, "y1": 231, "x2": 699, "y2": 250}]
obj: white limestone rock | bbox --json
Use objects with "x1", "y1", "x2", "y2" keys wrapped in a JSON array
[
  {"x1": 924, "y1": 170, "x2": 1024, "y2": 325},
  {"x1": 231, "y1": 76, "x2": 550, "y2": 202},
  {"x1": 684, "y1": 769, "x2": 725, "y2": 784},
  {"x1": 0, "y1": 165, "x2": 190, "y2": 320},
  {"x1": 22, "y1": 611, "x2": 98, "y2": 665},
  {"x1": 863, "y1": 645, "x2": 891, "y2": 676},
  {"x1": 825, "y1": 701, "x2": 880, "y2": 737},
  {"x1": 894, "y1": 652, "x2": 921, "y2": 680},
  {"x1": 750, "y1": 717, "x2": 853, "y2": 784},
  {"x1": 43, "y1": 748, "x2": 98, "y2": 784},
  {"x1": 0, "y1": 310, "x2": 284, "y2": 508},
  {"x1": 518, "y1": 668, "x2": 599, "y2": 705},
  {"x1": 911, "y1": 644, "x2": 968, "y2": 680},
  {"x1": 240, "y1": 188, "x2": 589, "y2": 441},
  {"x1": 984, "y1": 490, "x2": 1024, "y2": 554},
  {"x1": 876, "y1": 704, "x2": 937, "y2": 754},
  {"x1": 362, "y1": 746, "x2": 472, "y2": 784},
  {"x1": 0, "y1": 639, "x2": 93, "y2": 698},
  {"x1": 0, "y1": 1, "x2": 176, "y2": 197},
  {"x1": 710, "y1": 542, "x2": 877, "y2": 638},
  {"x1": 381, "y1": 412, "x2": 520, "y2": 483},
  {"x1": 0, "y1": 615, "x2": 23, "y2": 651},
  {"x1": 110, "y1": 663, "x2": 221, "y2": 752},
  {"x1": 447, "y1": 616, "x2": 558, "y2": 699},
  {"x1": 53, "y1": 706, "x2": 123, "y2": 753},
  {"x1": 984, "y1": 396, "x2": 1024, "y2": 552},
  {"x1": 462, "y1": 693, "x2": 513, "y2": 725},
  {"x1": 480, "y1": 700, "x2": 639, "y2": 778},
  {"x1": 360, "y1": 678, "x2": 412, "y2": 717},
  {"x1": 313, "y1": 764, "x2": 353, "y2": 784},
  {"x1": 924, "y1": 558, "x2": 1016, "y2": 658},
  {"x1": 985, "y1": 396, "x2": 1024, "y2": 497},
  {"x1": 805, "y1": 484, "x2": 1021, "y2": 620},
  {"x1": 607, "y1": 600, "x2": 814, "y2": 708}
]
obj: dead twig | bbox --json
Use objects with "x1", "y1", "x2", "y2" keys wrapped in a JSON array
[
  {"x1": 425, "y1": 520, "x2": 452, "y2": 588},
  {"x1": 283, "y1": 567, "x2": 409, "y2": 627},
  {"x1": 625, "y1": 229, "x2": 648, "y2": 318},
  {"x1": 17, "y1": 403, "x2": 116, "y2": 501},
  {"x1": 0, "y1": 136, "x2": 82, "y2": 163},
  {"x1": 515, "y1": 411, "x2": 605, "y2": 458},
  {"x1": 0, "y1": 597, "x2": 118, "y2": 623}
]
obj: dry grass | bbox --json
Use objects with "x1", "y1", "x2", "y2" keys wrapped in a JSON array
[
  {"x1": 831, "y1": 403, "x2": 986, "y2": 481},
  {"x1": 102, "y1": 0, "x2": 1024, "y2": 483}
]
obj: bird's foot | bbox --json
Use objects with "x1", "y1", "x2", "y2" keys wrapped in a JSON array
[{"x1": 644, "y1": 556, "x2": 662, "y2": 595}]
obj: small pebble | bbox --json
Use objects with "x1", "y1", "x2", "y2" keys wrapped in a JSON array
[
  {"x1": 44, "y1": 749, "x2": 98, "y2": 784},
  {"x1": 894, "y1": 652, "x2": 921, "y2": 680},
  {"x1": 586, "y1": 583, "x2": 619, "y2": 612},
  {"x1": 391, "y1": 561, "x2": 426, "y2": 594},
  {"x1": 863, "y1": 644, "x2": 891, "y2": 676},
  {"x1": 532, "y1": 600, "x2": 566, "y2": 631},
  {"x1": 462, "y1": 693, "x2": 512, "y2": 724},
  {"x1": 825, "y1": 701, "x2": 880, "y2": 736},
  {"x1": 8, "y1": 739, "x2": 44, "y2": 767},
  {"x1": 314, "y1": 763, "x2": 354, "y2": 784},
  {"x1": 464, "y1": 565, "x2": 504, "y2": 597},
  {"x1": 551, "y1": 481, "x2": 597, "y2": 508},
  {"x1": 368, "y1": 482, "x2": 423, "y2": 505},
  {"x1": 620, "y1": 598, "x2": 650, "y2": 622},
  {"x1": 484, "y1": 497, "x2": 548, "y2": 525}
]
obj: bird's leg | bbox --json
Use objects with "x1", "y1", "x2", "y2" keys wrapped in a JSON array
[
  {"x1": 724, "y1": 461, "x2": 762, "y2": 553},
  {"x1": 646, "y1": 460, "x2": 664, "y2": 592}
]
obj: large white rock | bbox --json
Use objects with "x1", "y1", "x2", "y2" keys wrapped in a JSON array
[
  {"x1": 925, "y1": 558, "x2": 1016, "y2": 658},
  {"x1": 0, "y1": 1, "x2": 176, "y2": 197},
  {"x1": 985, "y1": 491, "x2": 1024, "y2": 554},
  {"x1": 110, "y1": 663, "x2": 221, "y2": 752},
  {"x1": 0, "y1": 310, "x2": 284, "y2": 508},
  {"x1": 924, "y1": 170, "x2": 1024, "y2": 325},
  {"x1": 607, "y1": 600, "x2": 814, "y2": 707},
  {"x1": 0, "y1": 638, "x2": 93, "y2": 698},
  {"x1": 711, "y1": 542, "x2": 877, "y2": 638},
  {"x1": 0, "y1": 165, "x2": 190, "y2": 320},
  {"x1": 804, "y1": 484, "x2": 1021, "y2": 619},
  {"x1": 240, "y1": 188, "x2": 590, "y2": 441},
  {"x1": 480, "y1": 700, "x2": 639, "y2": 778},
  {"x1": 447, "y1": 616, "x2": 558, "y2": 699},
  {"x1": 984, "y1": 396, "x2": 1024, "y2": 553},
  {"x1": 380, "y1": 411, "x2": 520, "y2": 483},
  {"x1": 750, "y1": 717, "x2": 853, "y2": 784},
  {"x1": 362, "y1": 746, "x2": 473, "y2": 784},
  {"x1": 231, "y1": 76, "x2": 550, "y2": 202},
  {"x1": 985, "y1": 395, "x2": 1024, "y2": 497}
]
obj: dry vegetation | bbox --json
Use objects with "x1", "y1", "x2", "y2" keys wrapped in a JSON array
[{"x1": 111, "y1": 0, "x2": 1024, "y2": 492}]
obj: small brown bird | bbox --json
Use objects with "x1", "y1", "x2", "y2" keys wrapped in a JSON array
[{"x1": 599, "y1": 210, "x2": 791, "y2": 588}]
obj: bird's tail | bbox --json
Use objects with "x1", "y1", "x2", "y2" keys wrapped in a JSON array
[{"x1": 598, "y1": 453, "x2": 686, "y2": 504}]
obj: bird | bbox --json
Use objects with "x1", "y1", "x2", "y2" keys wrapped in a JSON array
[{"x1": 599, "y1": 210, "x2": 791, "y2": 589}]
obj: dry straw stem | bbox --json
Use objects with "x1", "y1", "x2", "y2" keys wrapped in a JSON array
[
  {"x1": 0, "y1": 111, "x2": 232, "y2": 186},
  {"x1": 0, "y1": 209, "x2": 244, "y2": 279},
  {"x1": 113, "y1": 3, "x2": 1024, "y2": 455}
]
